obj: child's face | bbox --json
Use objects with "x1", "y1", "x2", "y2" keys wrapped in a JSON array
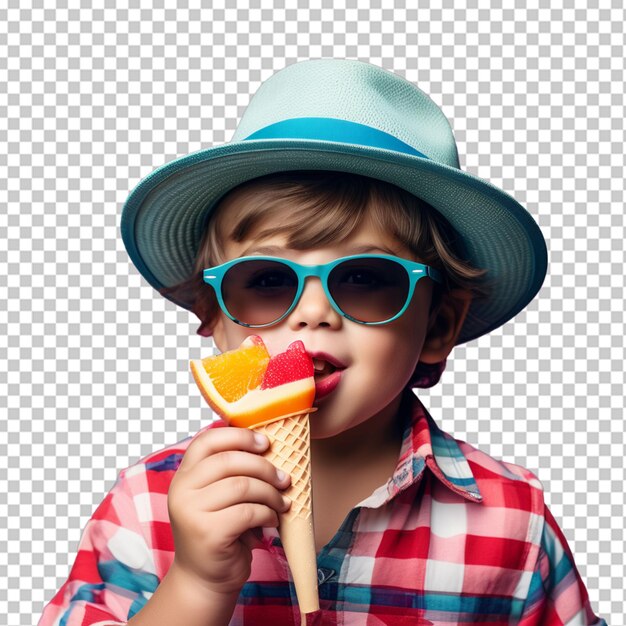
[{"x1": 211, "y1": 215, "x2": 448, "y2": 440}]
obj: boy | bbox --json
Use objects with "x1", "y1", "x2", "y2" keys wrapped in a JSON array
[{"x1": 38, "y1": 59, "x2": 606, "y2": 625}]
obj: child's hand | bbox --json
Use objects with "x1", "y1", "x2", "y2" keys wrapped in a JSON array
[{"x1": 167, "y1": 427, "x2": 292, "y2": 596}]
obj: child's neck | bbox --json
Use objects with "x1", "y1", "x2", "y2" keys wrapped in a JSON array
[
  {"x1": 311, "y1": 393, "x2": 405, "y2": 468},
  {"x1": 310, "y1": 395, "x2": 406, "y2": 551}
]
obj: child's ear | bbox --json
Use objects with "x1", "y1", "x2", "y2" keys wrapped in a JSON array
[{"x1": 419, "y1": 289, "x2": 473, "y2": 364}]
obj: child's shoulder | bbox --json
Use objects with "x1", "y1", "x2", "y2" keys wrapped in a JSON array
[
  {"x1": 460, "y1": 437, "x2": 544, "y2": 489},
  {"x1": 452, "y1": 434, "x2": 547, "y2": 509},
  {"x1": 428, "y1": 432, "x2": 550, "y2": 551}
]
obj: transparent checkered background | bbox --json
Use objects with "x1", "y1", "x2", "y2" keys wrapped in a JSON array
[{"x1": 1, "y1": 1, "x2": 623, "y2": 624}]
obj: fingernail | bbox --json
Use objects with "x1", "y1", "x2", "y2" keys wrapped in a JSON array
[
  {"x1": 276, "y1": 469, "x2": 287, "y2": 482},
  {"x1": 282, "y1": 496, "x2": 291, "y2": 511},
  {"x1": 254, "y1": 433, "x2": 268, "y2": 447}
]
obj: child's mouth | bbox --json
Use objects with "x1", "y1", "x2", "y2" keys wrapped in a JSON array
[
  {"x1": 311, "y1": 356, "x2": 345, "y2": 400},
  {"x1": 313, "y1": 358, "x2": 337, "y2": 379}
]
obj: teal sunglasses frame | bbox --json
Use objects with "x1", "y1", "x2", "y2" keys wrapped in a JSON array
[{"x1": 203, "y1": 254, "x2": 444, "y2": 328}]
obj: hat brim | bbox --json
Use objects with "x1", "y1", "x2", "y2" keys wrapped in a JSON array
[{"x1": 121, "y1": 138, "x2": 547, "y2": 345}]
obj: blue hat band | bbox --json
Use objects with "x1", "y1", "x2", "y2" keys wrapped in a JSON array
[{"x1": 243, "y1": 117, "x2": 429, "y2": 159}]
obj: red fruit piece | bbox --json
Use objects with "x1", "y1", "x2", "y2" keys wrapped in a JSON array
[{"x1": 260, "y1": 341, "x2": 314, "y2": 389}]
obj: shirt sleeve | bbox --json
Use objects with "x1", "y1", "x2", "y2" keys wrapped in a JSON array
[
  {"x1": 518, "y1": 503, "x2": 607, "y2": 626},
  {"x1": 37, "y1": 465, "x2": 161, "y2": 626}
]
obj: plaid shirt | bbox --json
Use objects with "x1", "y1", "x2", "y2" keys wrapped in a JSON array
[{"x1": 38, "y1": 392, "x2": 606, "y2": 626}]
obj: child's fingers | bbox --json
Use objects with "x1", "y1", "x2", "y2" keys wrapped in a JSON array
[
  {"x1": 200, "y1": 476, "x2": 291, "y2": 514},
  {"x1": 180, "y1": 426, "x2": 268, "y2": 471},
  {"x1": 221, "y1": 503, "x2": 283, "y2": 542},
  {"x1": 189, "y1": 450, "x2": 291, "y2": 491}
]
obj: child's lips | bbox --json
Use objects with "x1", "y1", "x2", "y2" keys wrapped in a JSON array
[
  {"x1": 314, "y1": 370, "x2": 343, "y2": 400},
  {"x1": 309, "y1": 351, "x2": 347, "y2": 370},
  {"x1": 309, "y1": 352, "x2": 346, "y2": 400}
]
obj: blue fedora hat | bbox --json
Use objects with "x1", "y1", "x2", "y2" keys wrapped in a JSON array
[{"x1": 121, "y1": 58, "x2": 547, "y2": 345}]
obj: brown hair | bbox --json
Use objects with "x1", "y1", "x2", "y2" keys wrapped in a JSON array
[{"x1": 159, "y1": 170, "x2": 492, "y2": 336}]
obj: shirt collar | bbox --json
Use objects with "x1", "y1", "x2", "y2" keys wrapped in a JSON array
[{"x1": 360, "y1": 390, "x2": 484, "y2": 507}]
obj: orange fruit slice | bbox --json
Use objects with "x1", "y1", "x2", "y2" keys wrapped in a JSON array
[
  {"x1": 190, "y1": 335, "x2": 269, "y2": 417},
  {"x1": 190, "y1": 336, "x2": 315, "y2": 428}
]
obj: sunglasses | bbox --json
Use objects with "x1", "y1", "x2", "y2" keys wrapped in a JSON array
[{"x1": 203, "y1": 254, "x2": 444, "y2": 328}]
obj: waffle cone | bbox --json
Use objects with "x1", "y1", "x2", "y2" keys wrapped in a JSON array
[{"x1": 251, "y1": 409, "x2": 319, "y2": 615}]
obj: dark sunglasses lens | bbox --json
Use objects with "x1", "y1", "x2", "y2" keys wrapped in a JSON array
[
  {"x1": 328, "y1": 258, "x2": 409, "y2": 322},
  {"x1": 222, "y1": 260, "x2": 298, "y2": 325}
]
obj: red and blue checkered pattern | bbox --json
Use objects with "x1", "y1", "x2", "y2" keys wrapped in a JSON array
[{"x1": 37, "y1": 393, "x2": 606, "y2": 625}]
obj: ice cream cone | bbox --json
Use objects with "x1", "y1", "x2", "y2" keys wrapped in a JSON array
[{"x1": 250, "y1": 408, "x2": 319, "y2": 616}]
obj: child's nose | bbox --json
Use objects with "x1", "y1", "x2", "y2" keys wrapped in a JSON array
[{"x1": 288, "y1": 277, "x2": 342, "y2": 329}]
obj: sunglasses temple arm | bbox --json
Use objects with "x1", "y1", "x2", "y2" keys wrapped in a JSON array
[{"x1": 427, "y1": 267, "x2": 444, "y2": 284}]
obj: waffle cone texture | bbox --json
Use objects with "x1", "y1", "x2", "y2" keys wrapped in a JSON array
[{"x1": 251, "y1": 410, "x2": 319, "y2": 614}]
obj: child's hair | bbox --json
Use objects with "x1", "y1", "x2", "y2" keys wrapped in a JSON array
[{"x1": 159, "y1": 170, "x2": 492, "y2": 338}]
